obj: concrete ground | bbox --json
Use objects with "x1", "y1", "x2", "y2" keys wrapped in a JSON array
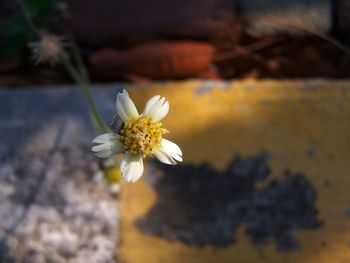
[{"x1": 0, "y1": 86, "x2": 123, "y2": 263}]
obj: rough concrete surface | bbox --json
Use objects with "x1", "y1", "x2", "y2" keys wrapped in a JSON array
[{"x1": 0, "y1": 87, "x2": 121, "y2": 263}]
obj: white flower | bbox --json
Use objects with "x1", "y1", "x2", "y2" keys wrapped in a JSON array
[{"x1": 92, "y1": 90, "x2": 182, "y2": 183}]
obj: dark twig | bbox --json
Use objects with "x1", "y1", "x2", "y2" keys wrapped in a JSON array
[
  {"x1": 260, "y1": 16, "x2": 350, "y2": 56},
  {"x1": 214, "y1": 36, "x2": 287, "y2": 62}
]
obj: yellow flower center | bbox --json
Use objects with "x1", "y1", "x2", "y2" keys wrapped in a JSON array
[{"x1": 121, "y1": 116, "x2": 168, "y2": 157}]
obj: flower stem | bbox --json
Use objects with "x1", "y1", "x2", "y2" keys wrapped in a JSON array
[
  {"x1": 13, "y1": 0, "x2": 109, "y2": 134},
  {"x1": 62, "y1": 55, "x2": 109, "y2": 133},
  {"x1": 13, "y1": 0, "x2": 41, "y2": 36}
]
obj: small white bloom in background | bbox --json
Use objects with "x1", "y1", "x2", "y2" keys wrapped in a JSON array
[
  {"x1": 93, "y1": 170, "x2": 104, "y2": 184},
  {"x1": 93, "y1": 156, "x2": 122, "y2": 195},
  {"x1": 92, "y1": 90, "x2": 182, "y2": 183},
  {"x1": 109, "y1": 183, "x2": 121, "y2": 195},
  {"x1": 29, "y1": 32, "x2": 66, "y2": 65}
]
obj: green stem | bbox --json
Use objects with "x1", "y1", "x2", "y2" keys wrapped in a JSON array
[
  {"x1": 14, "y1": 0, "x2": 108, "y2": 134},
  {"x1": 68, "y1": 34, "x2": 90, "y2": 83},
  {"x1": 14, "y1": 0, "x2": 40, "y2": 36},
  {"x1": 62, "y1": 55, "x2": 109, "y2": 133}
]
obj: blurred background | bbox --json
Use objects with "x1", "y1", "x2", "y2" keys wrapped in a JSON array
[
  {"x1": 1, "y1": 1, "x2": 350, "y2": 263},
  {"x1": 1, "y1": 0, "x2": 350, "y2": 85}
]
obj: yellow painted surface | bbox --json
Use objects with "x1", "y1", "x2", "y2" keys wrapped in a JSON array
[{"x1": 120, "y1": 80, "x2": 350, "y2": 263}]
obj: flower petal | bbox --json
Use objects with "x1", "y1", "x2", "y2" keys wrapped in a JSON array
[
  {"x1": 121, "y1": 153, "x2": 144, "y2": 183},
  {"x1": 154, "y1": 150, "x2": 177, "y2": 165},
  {"x1": 154, "y1": 139, "x2": 182, "y2": 165},
  {"x1": 152, "y1": 101, "x2": 169, "y2": 122},
  {"x1": 116, "y1": 89, "x2": 139, "y2": 121},
  {"x1": 143, "y1": 95, "x2": 160, "y2": 115},
  {"x1": 160, "y1": 138, "x2": 182, "y2": 162},
  {"x1": 93, "y1": 148, "x2": 114, "y2": 159},
  {"x1": 91, "y1": 133, "x2": 123, "y2": 158},
  {"x1": 143, "y1": 95, "x2": 169, "y2": 121},
  {"x1": 92, "y1": 133, "x2": 120, "y2": 144}
]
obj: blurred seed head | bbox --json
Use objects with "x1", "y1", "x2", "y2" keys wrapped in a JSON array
[{"x1": 29, "y1": 33, "x2": 66, "y2": 65}]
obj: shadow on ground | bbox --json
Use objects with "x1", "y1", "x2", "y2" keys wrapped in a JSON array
[{"x1": 136, "y1": 152, "x2": 323, "y2": 251}]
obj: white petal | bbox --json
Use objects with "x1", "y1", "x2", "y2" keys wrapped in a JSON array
[
  {"x1": 120, "y1": 153, "x2": 144, "y2": 183},
  {"x1": 92, "y1": 133, "x2": 120, "y2": 144},
  {"x1": 143, "y1": 95, "x2": 169, "y2": 121},
  {"x1": 91, "y1": 133, "x2": 123, "y2": 159},
  {"x1": 160, "y1": 139, "x2": 182, "y2": 162},
  {"x1": 154, "y1": 150, "x2": 177, "y2": 165},
  {"x1": 93, "y1": 149, "x2": 114, "y2": 158},
  {"x1": 92, "y1": 145, "x2": 122, "y2": 158},
  {"x1": 143, "y1": 95, "x2": 160, "y2": 115},
  {"x1": 91, "y1": 143, "x2": 112, "y2": 152},
  {"x1": 116, "y1": 89, "x2": 139, "y2": 121},
  {"x1": 115, "y1": 98, "x2": 128, "y2": 122},
  {"x1": 152, "y1": 101, "x2": 169, "y2": 122}
]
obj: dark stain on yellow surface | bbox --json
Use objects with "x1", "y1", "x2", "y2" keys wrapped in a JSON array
[
  {"x1": 136, "y1": 152, "x2": 322, "y2": 251},
  {"x1": 120, "y1": 80, "x2": 350, "y2": 263}
]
